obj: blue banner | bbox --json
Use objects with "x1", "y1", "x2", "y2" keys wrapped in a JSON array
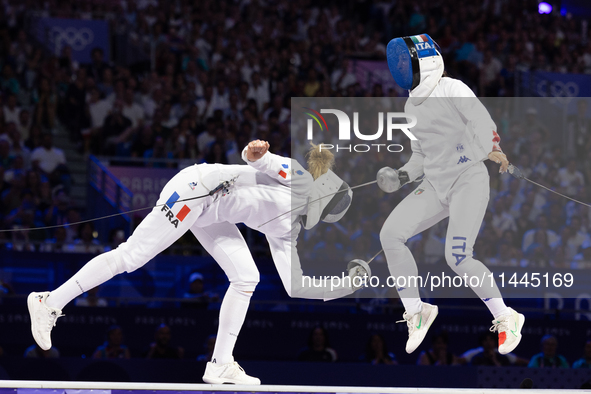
[
  {"x1": 33, "y1": 18, "x2": 109, "y2": 64},
  {"x1": 520, "y1": 70, "x2": 591, "y2": 98}
]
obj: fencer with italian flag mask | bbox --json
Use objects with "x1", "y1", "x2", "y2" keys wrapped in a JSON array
[
  {"x1": 377, "y1": 33, "x2": 525, "y2": 356},
  {"x1": 387, "y1": 33, "x2": 444, "y2": 105}
]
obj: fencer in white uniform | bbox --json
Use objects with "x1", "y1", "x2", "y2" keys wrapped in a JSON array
[
  {"x1": 379, "y1": 34, "x2": 525, "y2": 355},
  {"x1": 27, "y1": 140, "x2": 361, "y2": 385}
]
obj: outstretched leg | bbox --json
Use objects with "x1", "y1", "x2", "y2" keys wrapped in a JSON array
[{"x1": 29, "y1": 165, "x2": 216, "y2": 350}]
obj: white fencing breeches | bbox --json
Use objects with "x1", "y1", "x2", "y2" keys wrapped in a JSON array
[{"x1": 379, "y1": 163, "x2": 503, "y2": 313}]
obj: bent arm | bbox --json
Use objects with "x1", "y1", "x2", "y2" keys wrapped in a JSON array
[
  {"x1": 449, "y1": 80, "x2": 501, "y2": 154},
  {"x1": 266, "y1": 224, "x2": 354, "y2": 301},
  {"x1": 241, "y1": 143, "x2": 313, "y2": 194}
]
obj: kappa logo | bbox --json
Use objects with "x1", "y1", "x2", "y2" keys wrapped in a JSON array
[
  {"x1": 457, "y1": 156, "x2": 471, "y2": 164},
  {"x1": 456, "y1": 143, "x2": 464, "y2": 152},
  {"x1": 161, "y1": 192, "x2": 191, "y2": 228},
  {"x1": 414, "y1": 188, "x2": 424, "y2": 195},
  {"x1": 188, "y1": 181, "x2": 198, "y2": 190}
]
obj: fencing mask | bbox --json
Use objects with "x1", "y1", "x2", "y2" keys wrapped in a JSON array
[
  {"x1": 387, "y1": 34, "x2": 444, "y2": 103},
  {"x1": 301, "y1": 170, "x2": 353, "y2": 230}
]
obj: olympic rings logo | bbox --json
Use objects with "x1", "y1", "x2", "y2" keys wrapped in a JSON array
[
  {"x1": 536, "y1": 80, "x2": 579, "y2": 104},
  {"x1": 49, "y1": 27, "x2": 95, "y2": 51}
]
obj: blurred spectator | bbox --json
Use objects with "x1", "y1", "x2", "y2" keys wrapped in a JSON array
[
  {"x1": 0, "y1": 279, "x2": 15, "y2": 305},
  {"x1": 2, "y1": 171, "x2": 26, "y2": 216},
  {"x1": 522, "y1": 216, "x2": 558, "y2": 253},
  {"x1": 40, "y1": 227, "x2": 68, "y2": 253},
  {"x1": 93, "y1": 325, "x2": 131, "y2": 359},
  {"x1": 3, "y1": 94, "x2": 20, "y2": 125},
  {"x1": 361, "y1": 333, "x2": 397, "y2": 365},
  {"x1": 491, "y1": 197, "x2": 517, "y2": 238},
  {"x1": 7, "y1": 123, "x2": 31, "y2": 168},
  {"x1": 31, "y1": 133, "x2": 69, "y2": 191},
  {"x1": 63, "y1": 68, "x2": 87, "y2": 139},
  {"x1": 122, "y1": 87, "x2": 145, "y2": 128},
  {"x1": 204, "y1": 141, "x2": 229, "y2": 164},
  {"x1": 247, "y1": 72, "x2": 269, "y2": 113},
  {"x1": 524, "y1": 229, "x2": 552, "y2": 267},
  {"x1": 17, "y1": 108, "x2": 32, "y2": 140},
  {"x1": 0, "y1": 140, "x2": 11, "y2": 168},
  {"x1": 43, "y1": 190, "x2": 74, "y2": 238},
  {"x1": 572, "y1": 242, "x2": 591, "y2": 269},
  {"x1": 331, "y1": 58, "x2": 356, "y2": 92},
  {"x1": 297, "y1": 326, "x2": 338, "y2": 362},
  {"x1": 85, "y1": 88, "x2": 112, "y2": 152},
  {"x1": 417, "y1": 331, "x2": 462, "y2": 366},
  {"x1": 145, "y1": 324, "x2": 184, "y2": 359},
  {"x1": 75, "y1": 286, "x2": 108, "y2": 307},
  {"x1": 24, "y1": 344, "x2": 60, "y2": 358},
  {"x1": 32, "y1": 77, "x2": 57, "y2": 130},
  {"x1": 105, "y1": 228, "x2": 126, "y2": 251},
  {"x1": 470, "y1": 332, "x2": 510, "y2": 367},
  {"x1": 68, "y1": 222, "x2": 103, "y2": 254},
  {"x1": 6, "y1": 228, "x2": 35, "y2": 252},
  {"x1": 197, "y1": 334, "x2": 216, "y2": 362},
  {"x1": 557, "y1": 159, "x2": 585, "y2": 196},
  {"x1": 566, "y1": 100, "x2": 591, "y2": 161},
  {"x1": 197, "y1": 118, "x2": 217, "y2": 155},
  {"x1": 181, "y1": 272, "x2": 217, "y2": 309},
  {"x1": 528, "y1": 335, "x2": 569, "y2": 368},
  {"x1": 86, "y1": 47, "x2": 110, "y2": 83},
  {"x1": 573, "y1": 340, "x2": 591, "y2": 369},
  {"x1": 98, "y1": 101, "x2": 132, "y2": 155},
  {"x1": 1, "y1": 64, "x2": 20, "y2": 95},
  {"x1": 461, "y1": 337, "x2": 529, "y2": 366}
]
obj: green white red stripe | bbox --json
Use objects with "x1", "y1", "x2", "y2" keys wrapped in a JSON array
[{"x1": 410, "y1": 34, "x2": 429, "y2": 44}]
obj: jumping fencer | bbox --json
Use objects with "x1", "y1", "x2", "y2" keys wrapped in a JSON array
[
  {"x1": 28, "y1": 140, "x2": 362, "y2": 384},
  {"x1": 378, "y1": 34, "x2": 525, "y2": 355}
]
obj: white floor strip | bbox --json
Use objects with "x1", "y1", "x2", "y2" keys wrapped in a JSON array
[{"x1": 0, "y1": 381, "x2": 587, "y2": 393}]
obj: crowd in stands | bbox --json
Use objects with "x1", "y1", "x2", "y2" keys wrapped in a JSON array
[
  {"x1": 0, "y1": 1, "x2": 591, "y2": 273},
  {"x1": 12, "y1": 319, "x2": 591, "y2": 371}
]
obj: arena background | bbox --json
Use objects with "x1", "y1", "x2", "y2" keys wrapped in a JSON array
[{"x1": 1, "y1": 0, "x2": 591, "y2": 390}]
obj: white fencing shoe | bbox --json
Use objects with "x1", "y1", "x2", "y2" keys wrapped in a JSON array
[
  {"x1": 27, "y1": 292, "x2": 64, "y2": 351},
  {"x1": 202, "y1": 361, "x2": 261, "y2": 385},
  {"x1": 398, "y1": 302, "x2": 439, "y2": 354},
  {"x1": 491, "y1": 307, "x2": 525, "y2": 355}
]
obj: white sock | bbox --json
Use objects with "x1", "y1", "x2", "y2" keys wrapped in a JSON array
[
  {"x1": 486, "y1": 299, "x2": 510, "y2": 320},
  {"x1": 450, "y1": 257, "x2": 509, "y2": 319},
  {"x1": 46, "y1": 253, "x2": 118, "y2": 310},
  {"x1": 211, "y1": 286, "x2": 252, "y2": 365},
  {"x1": 402, "y1": 298, "x2": 423, "y2": 316}
]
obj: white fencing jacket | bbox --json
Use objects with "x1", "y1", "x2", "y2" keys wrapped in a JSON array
[
  {"x1": 196, "y1": 148, "x2": 354, "y2": 300},
  {"x1": 402, "y1": 77, "x2": 501, "y2": 200}
]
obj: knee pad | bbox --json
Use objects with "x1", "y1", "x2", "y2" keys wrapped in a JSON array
[
  {"x1": 229, "y1": 279, "x2": 258, "y2": 295},
  {"x1": 97, "y1": 249, "x2": 128, "y2": 277},
  {"x1": 229, "y1": 270, "x2": 260, "y2": 293}
]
